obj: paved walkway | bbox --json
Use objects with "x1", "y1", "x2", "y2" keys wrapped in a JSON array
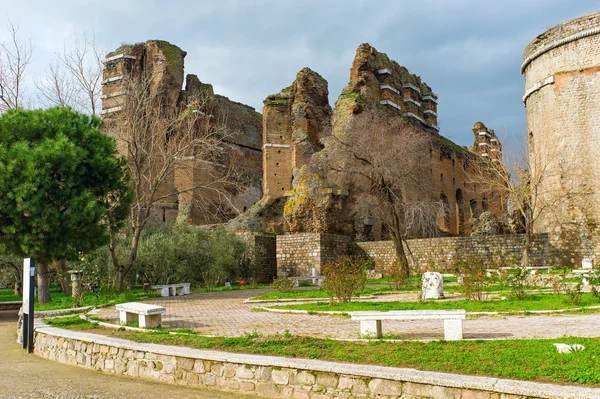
[
  {"x1": 0, "y1": 309, "x2": 261, "y2": 399},
  {"x1": 96, "y1": 289, "x2": 600, "y2": 340}
]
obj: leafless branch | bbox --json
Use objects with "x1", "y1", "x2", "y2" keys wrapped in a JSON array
[{"x1": 0, "y1": 22, "x2": 32, "y2": 111}]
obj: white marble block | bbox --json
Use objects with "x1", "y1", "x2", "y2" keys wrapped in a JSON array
[
  {"x1": 444, "y1": 318, "x2": 463, "y2": 340},
  {"x1": 582, "y1": 258, "x2": 594, "y2": 269},
  {"x1": 360, "y1": 320, "x2": 382, "y2": 338},
  {"x1": 422, "y1": 272, "x2": 444, "y2": 299}
]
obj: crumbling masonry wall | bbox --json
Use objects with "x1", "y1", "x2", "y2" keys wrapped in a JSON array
[{"x1": 522, "y1": 12, "x2": 600, "y2": 264}]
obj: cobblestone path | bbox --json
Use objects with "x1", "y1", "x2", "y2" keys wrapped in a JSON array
[{"x1": 95, "y1": 290, "x2": 600, "y2": 340}]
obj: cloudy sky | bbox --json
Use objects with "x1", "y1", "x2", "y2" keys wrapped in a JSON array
[{"x1": 2, "y1": 0, "x2": 599, "y2": 149}]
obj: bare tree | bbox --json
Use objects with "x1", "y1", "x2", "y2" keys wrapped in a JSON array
[
  {"x1": 34, "y1": 60, "x2": 78, "y2": 108},
  {"x1": 319, "y1": 111, "x2": 441, "y2": 275},
  {"x1": 0, "y1": 23, "x2": 32, "y2": 111},
  {"x1": 54, "y1": 33, "x2": 104, "y2": 114},
  {"x1": 469, "y1": 133, "x2": 590, "y2": 266},
  {"x1": 104, "y1": 71, "x2": 245, "y2": 291}
]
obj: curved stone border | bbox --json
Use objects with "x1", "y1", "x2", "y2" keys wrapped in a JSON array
[
  {"x1": 257, "y1": 304, "x2": 600, "y2": 319},
  {"x1": 521, "y1": 26, "x2": 600, "y2": 73},
  {"x1": 33, "y1": 322, "x2": 599, "y2": 399},
  {"x1": 0, "y1": 301, "x2": 21, "y2": 311}
]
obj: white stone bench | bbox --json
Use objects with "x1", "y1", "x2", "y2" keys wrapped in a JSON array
[
  {"x1": 350, "y1": 310, "x2": 466, "y2": 340},
  {"x1": 573, "y1": 269, "x2": 598, "y2": 285},
  {"x1": 525, "y1": 266, "x2": 552, "y2": 274},
  {"x1": 289, "y1": 276, "x2": 325, "y2": 287},
  {"x1": 115, "y1": 302, "x2": 166, "y2": 328},
  {"x1": 151, "y1": 283, "x2": 190, "y2": 297}
]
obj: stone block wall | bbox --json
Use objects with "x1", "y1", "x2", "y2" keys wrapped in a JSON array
[
  {"x1": 355, "y1": 234, "x2": 552, "y2": 272},
  {"x1": 33, "y1": 327, "x2": 597, "y2": 399},
  {"x1": 276, "y1": 233, "x2": 352, "y2": 276},
  {"x1": 254, "y1": 235, "x2": 277, "y2": 283},
  {"x1": 236, "y1": 233, "x2": 277, "y2": 283}
]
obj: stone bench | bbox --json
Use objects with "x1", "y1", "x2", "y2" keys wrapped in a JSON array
[
  {"x1": 289, "y1": 276, "x2": 325, "y2": 287},
  {"x1": 151, "y1": 283, "x2": 190, "y2": 297},
  {"x1": 350, "y1": 310, "x2": 466, "y2": 340},
  {"x1": 525, "y1": 266, "x2": 552, "y2": 274},
  {"x1": 573, "y1": 269, "x2": 598, "y2": 284},
  {"x1": 115, "y1": 302, "x2": 166, "y2": 328}
]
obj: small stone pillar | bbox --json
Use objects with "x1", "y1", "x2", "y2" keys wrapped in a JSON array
[
  {"x1": 68, "y1": 270, "x2": 84, "y2": 299},
  {"x1": 422, "y1": 271, "x2": 444, "y2": 299},
  {"x1": 582, "y1": 258, "x2": 594, "y2": 270}
]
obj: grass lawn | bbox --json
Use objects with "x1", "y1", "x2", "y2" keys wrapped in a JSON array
[
  {"x1": 0, "y1": 288, "x2": 20, "y2": 302},
  {"x1": 252, "y1": 281, "x2": 542, "y2": 301},
  {"x1": 265, "y1": 293, "x2": 600, "y2": 314},
  {"x1": 34, "y1": 285, "x2": 158, "y2": 311},
  {"x1": 47, "y1": 316, "x2": 600, "y2": 385}
]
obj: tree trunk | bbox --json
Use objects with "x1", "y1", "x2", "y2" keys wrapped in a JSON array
[
  {"x1": 523, "y1": 224, "x2": 532, "y2": 267},
  {"x1": 36, "y1": 262, "x2": 52, "y2": 304},
  {"x1": 54, "y1": 260, "x2": 72, "y2": 295},
  {"x1": 391, "y1": 233, "x2": 410, "y2": 276},
  {"x1": 14, "y1": 280, "x2": 22, "y2": 298},
  {"x1": 404, "y1": 240, "x2": 417, "y2": 270}
]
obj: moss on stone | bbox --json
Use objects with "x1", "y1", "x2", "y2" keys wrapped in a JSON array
[
  {"x1": 106, "y1": 42, "x2": 144, "y2": 58},
  {"x1": 154, "y1": 40, "x2": 185, "y2": 78}
]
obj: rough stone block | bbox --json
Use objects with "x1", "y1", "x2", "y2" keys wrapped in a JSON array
[
  {"x1": 177, "y1": 357, "x2": 194, "y2": 371},
  {"x1": 368, "y1": 378, "x2": 402, "y2": 396},
  {"x1": 204, "y1": 374, "x2": 216, "y2": 386},
  {"x1": 431, "y1": 385, "x2": 462, "y2": 399},
  {"x1": 257, "y1": 366, "x2": 273, "y2": 381},
  {"x1": 236, "y1": 365, "x2": 255, "y2": 379},
  {"x1": 256, "y1": 382, "x2": 280, "y2": 397},
  {"x1": 272, "y1": 369, "x2": 290, "y2": 385},
  {"x1": 296, "y1": 370, "x2": 316, "y2": 385},
  {"x1": 461, "y1": 390, "x2": 492, "y2": 399},
  {"x1": 127, "y1": 360, "x2": 139, "y2": 377},
  {"x1": 223, "y1": 363, "x2": 236, "y2": 378},
  {"x1": 240, "y1": 381, "x2": 256, "y2": 391},
  {"x1": 338, "y1": 376, "x2": 355, "y2": 390},
  {"x1": 316, "y1": 372, "x2": 338, "y2": 388},
  {"x1": 291, "y1": 390, "x2": 310, "y2": 399},
  {"x1": 193, "y1": 360, "x2": 205, "y2": 373}
]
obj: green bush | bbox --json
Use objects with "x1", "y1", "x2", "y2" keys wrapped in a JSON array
[
  {"x1": 271, "y1": 277, "x2": 295, "y2": 292},
  {"x1": 322, "y1": 256, "x2": 369, "y2": 304},
  {"x1": 455, "y1": 257, "x2": 491, "y2": 301},
  {"x1": 383, "y1": 260, "x2": 409, "y2": 290},
  {"x1": 134, "y1": 223, "x2": 251, "y2": 288},
  {"x1": 77, "y1": 223, "x2": 252, "y2": 289}
]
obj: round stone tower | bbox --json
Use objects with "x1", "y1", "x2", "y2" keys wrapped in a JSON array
[{"x1": 522, "y1": 12, "x2": 600, "y2": 261}]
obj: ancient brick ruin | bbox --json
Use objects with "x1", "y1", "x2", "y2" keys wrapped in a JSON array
[
  {"x1": 101, "y1": 40, "x2": 507, "y2": 261},
  {"x1": 259, "y1": 44, "x2": 505, "y2": 240},
  {"x1": 101, "y1": 40, "x2": 263, "y2": 224}
]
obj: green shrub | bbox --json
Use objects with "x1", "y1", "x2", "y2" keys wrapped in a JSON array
[
  {"x1": 504, "y1": 268, "x2": 529, "y2": 300},
  {"x1": 384, "y1": 260, "x2": 409, "y2": 290},
  {"x1": 322, "y1": 256, "x2": 369, "y2": 304},
  {"x1": 455, "y1": 257, "x2": 490, "y2": 301},
  {"x1": 271, "y1": 277, "x2": 294, "y2": 292}
]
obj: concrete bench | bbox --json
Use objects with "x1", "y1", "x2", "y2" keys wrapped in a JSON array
[
  {"x1": 573, "y1": 269, "x2": 598, "y2": 284},
  {"x1": 525, "y1": 266, "x2": 552, "y2": 274},
  {"x1": 289, "y1": 276, "x2": 325, "y2": 287},
  {"x1": 151, "y1": 283, "x2": 190, "y2": 297},
  {"x1": 350, "y1": 310, "x2": 466, "y2": 340},
  {"x1": 115, "y1": 302, "x2": 166, "y2": 328}
]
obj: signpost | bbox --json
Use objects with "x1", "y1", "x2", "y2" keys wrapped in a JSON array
[{"x1": 22, "y1": 258, "x2": 35, "y2": 353}]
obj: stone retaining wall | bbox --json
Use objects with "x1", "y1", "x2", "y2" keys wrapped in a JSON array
[
  {"x1": 33, "y1": 324, "x2": 599, "y2": 399},
  {"x1": 355, "y1": 234, "x2": 552, "y2": 271},
  {"x1": 0, "y1": 301, "x2": 21, "y2": 311},
  {"x1": 276, "y1": 234, "x2": 352, "y2": 276}
]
